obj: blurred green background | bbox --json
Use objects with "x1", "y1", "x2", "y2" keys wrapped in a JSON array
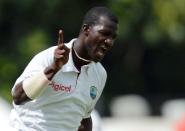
[{"x1": 0, "y1": 0, "x2": 185, "y2": 116}]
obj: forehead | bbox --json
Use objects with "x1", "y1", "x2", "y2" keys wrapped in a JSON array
[{"x1": 93, "y1": 15, "x2": 117, "y2": 31}]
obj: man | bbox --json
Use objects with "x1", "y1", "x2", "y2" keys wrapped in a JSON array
[{"x1": 10, "y1": 6, "x2": 118, "y2": 131}]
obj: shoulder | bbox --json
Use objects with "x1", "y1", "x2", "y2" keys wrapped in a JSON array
[
  {"x1": 91, "y1": 62, "x2": 107, "y2": 78},
  {"x1": 97, "y1": 62, "x2": 107, "y2": 76},
  {"x1": 29, "y1": 46, "x2": 56, "y2": 64},
  {"x1": 37, "y1": 38, "x2": 75, "y2": 56},
  {"x1": 22, "y1": 46, "x2": 57, "y2": 70},
  {"x1": 37, "y1": 46, "x2": 57, "y2": 56},
  {"x1": 32, "y1": 38, "x2": 75, "y2": 62}
]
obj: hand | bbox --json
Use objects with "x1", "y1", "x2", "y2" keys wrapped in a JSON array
[{"x1": 53, "y1": 29, "x2": 70, "y2": 70}]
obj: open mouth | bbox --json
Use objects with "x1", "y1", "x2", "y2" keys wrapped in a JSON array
[
  {"x1": 93, "y1": 47, "x2": 107, "y2": 61},
  {"x1": 97, "y1": 47, "x2": 107, "y2": 57},
  {"x1": 100, "y1": 46, "x2": 108, "y2": 53}
]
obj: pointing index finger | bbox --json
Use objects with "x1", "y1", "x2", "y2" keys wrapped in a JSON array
[{"x1": 58, "y1": 29, "x2": 64, "y2": 45}]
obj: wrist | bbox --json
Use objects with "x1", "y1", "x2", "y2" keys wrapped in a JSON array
[
  {"x1": 44, "y1": 64, "x2": 62, "y2": 80},
  {"x1": 23, "y1": 71, "x2": 50, "y2": 99}
]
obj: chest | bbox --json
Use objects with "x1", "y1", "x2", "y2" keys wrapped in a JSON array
[{"x1": 40, "y1": 69, "x2": 101, "y2": 107}]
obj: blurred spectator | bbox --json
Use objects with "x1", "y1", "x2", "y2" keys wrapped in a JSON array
[
  {"x1": 161, "y1": 99, "x2": 185, "y2": 122},
  {"x1": 110, "y1": 94, "x2": 151, "y2": 118}
]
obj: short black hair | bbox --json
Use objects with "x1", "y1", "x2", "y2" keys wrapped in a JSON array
[{"x1": 82, "y1": 6, "x2": 118, "y2": 26}]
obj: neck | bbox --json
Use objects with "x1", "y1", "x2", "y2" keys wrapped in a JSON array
[
  {"x1": 73, "y1": 47, "x2": 91, "y2": 63},
  {"x1": 72, "y1": 43, "x2": 91, "y2": 71}
]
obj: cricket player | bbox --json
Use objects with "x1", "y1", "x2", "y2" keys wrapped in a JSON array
[{"x1": 10, "y1": 6, "x2": 118, "y2": 131}]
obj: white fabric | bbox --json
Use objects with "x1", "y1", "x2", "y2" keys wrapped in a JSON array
[
  {"x1": 92, "y1": 110, "x2": 102, "y2": 131},
  {"x1": 23, "y1": 71, "x2": 50, "y2": 99},
  {"x1": 10, "y1": 39, "x2": 107, "y2": 131},
  {"x1": 0, "y1": 97, "x2": 16, "y2": 131}
]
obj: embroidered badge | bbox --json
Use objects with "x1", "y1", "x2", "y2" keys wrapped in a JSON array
[{"x1": 90, "y1": 86, "x2": 97, "y2": 100}]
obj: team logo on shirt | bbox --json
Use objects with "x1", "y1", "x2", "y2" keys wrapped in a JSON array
[{"x1": 90, "y1": 86, "x2": 97, "y2": 100}]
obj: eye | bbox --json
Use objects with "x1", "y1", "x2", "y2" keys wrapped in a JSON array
[
  {"x1": 99, "y1": 31, "x2": 109, "y2": 37},
  {"x1": 99, "y1": 30, "x2": 117, "y2": 40}
]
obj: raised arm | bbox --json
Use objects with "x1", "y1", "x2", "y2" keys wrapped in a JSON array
[{"x1": 12, "y1": 30, "x2": 70, "y2": 105}]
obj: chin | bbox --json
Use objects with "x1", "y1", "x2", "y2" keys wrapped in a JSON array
[{"x1": 93, "y1": 57, "x2": 103, "y2": 62}]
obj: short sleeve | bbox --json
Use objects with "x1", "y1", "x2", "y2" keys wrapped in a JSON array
[
  {"x1": 83, "y1": 63, "x2": 107, "y2": 119},
  {"x1": 11, "y1": 46, "x2": 56, "y2": 94}
]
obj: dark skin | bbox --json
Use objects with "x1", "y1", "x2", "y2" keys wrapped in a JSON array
[{"x1": 12, "y1": 15, "x2": 118, "y2": 131}]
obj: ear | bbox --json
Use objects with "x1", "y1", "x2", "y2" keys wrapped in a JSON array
[{"x1": 82, "y1": 24, "x2": 91, "y2": 36}]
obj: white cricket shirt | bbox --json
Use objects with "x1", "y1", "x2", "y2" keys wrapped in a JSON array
[{"x1": 10, "y1": 39, "x2": 107, "y2": 131}]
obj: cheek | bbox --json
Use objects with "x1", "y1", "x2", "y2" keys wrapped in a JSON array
[
  {"x1": 86, "y1": 42, "x2": 99, "y2": 58},
  {"x1": 86, "y1": 34, "x2": 103, "y2": 54},
  {"x1": 87, "y1": 37, "x2": 99, "y2": 50},
  {"x1": 90, "y1": 31, "x2": 103, "y2": 42},
  {"x1": 88, "y1": 43, "x2": 97, "y2": 54}
]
